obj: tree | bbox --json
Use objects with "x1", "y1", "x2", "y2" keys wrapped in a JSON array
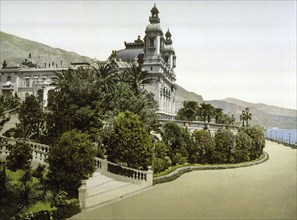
[
  {"x1": 95, "y1": 63, "x2": 119, "y2": 94},
  {"x1": 234, "y1": 131, "x2": 252, "y2": 162},
  {"x1": 152, "y1": 142, "x2": 172, "y2": 173},
  {"x1": 162, "y1": 122, "x2": 188, "y2": 164},
  {"x1": 0, "y1": 163, "x2": 8, "y2": 204},
  {"x1": 213, "y1": 128, "x2": 235, "y2": 163},
  {"x1": 123, "y1": 63, "x2": 153, "y2": 95},
  {"x1": 47, "y1": 67, "x2": 105, "y2": 142},
  {"x1": 191, "y1": 130, "x2": 215, "y2": 164},
  {"x1": 240, "y1": 108, "x2": 252, "y2": 127},
  {"x1": 199, "y1": 103, "x2": 215, "y2": 123},
  {"x1": 214, "y1": 108, "x2": 223, "y2": 124},
  {"x1": 176, "y1": 101, "x2": 199, "y2": 121},
  {"x1": 106, "y1": 111, "x2": 153, "y2": 170},
  {"x1": 47, "y1": 130, "x2": 96, "y2": 197},
  {"x1": 18, "y1": 95, "x2": 44, "y2": 139},
  {"x1": 241, "y1": 125, "x2": 265, "y2": 160},
  {"x1": 109, "y1": 82, "x2": 159, "y2": 131},
  {"x1": 2, "y1": 60, "x2": 7, "y2": 68},
  {"x1": 6, "y1": 141, "x2": 32, "y2": 171}
]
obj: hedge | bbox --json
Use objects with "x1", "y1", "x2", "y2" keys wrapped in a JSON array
[{"x1": 153, "y1": 151, "x2": 269, "y2": 185}]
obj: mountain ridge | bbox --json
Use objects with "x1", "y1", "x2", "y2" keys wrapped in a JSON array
[{"x1": 207, "y1": 98, "x2": 296, "y2": 129}]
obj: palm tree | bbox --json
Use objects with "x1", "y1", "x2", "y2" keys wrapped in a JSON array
[
  {"x1": 240, "y1": 110, "x2": 245, "y2": 127},
  {"x1": 123, "y1": 63, "x2": 153, "y2": 95},
  {"x1": 231, "y1": 114, "x2": 235, "y2": 125},
  {"x1": 177, "y1": 101, "x2": 199, "y2": 121},
  {"x1": 214, "y1": 108, "x2": 223, "y2": 123},
  {"x1": 199, "y1": 103, "x2": 214, "y2": 123},
  {"x1": 244, "y1": 108, "x2": 252, "y2": 126},
  {"x1": 95, "y1": 63, "x2": 119, "y2": 94},
  {"x1": 240, "y1": 108, "x2": 252, "y2": 127}
]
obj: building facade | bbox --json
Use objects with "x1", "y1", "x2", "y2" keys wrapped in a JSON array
[
  {"x1": 114, "y1": 4, "x2": 177, "y2": 119},
  {"x1": 1, "y1": 4, "x2": 176, "y2": 119},
  {"x1": 0, "y1": 54, "x2": 65, "y2": 107}
]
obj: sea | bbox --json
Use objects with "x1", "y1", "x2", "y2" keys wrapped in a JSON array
[{"x1": 265, "y1": 128, "x2": 297, "y2": 145}]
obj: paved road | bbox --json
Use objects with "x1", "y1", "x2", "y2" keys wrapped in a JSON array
[{"x1": 72, "y1": 141, "x2": 297, "y2": 219}]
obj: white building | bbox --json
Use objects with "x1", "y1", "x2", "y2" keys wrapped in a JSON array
[
  {"x1": 1, "y1": 4, "x2": 177, "y2": 119},
  {"x1": 114, "y1": 4, "x2": 177, "y2": 120}
]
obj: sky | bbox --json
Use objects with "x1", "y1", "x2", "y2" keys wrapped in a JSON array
[{"x1": 1, "y1": 1, "x2": 296, "y2": 109}]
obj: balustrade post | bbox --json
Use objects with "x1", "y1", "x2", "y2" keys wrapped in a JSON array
[
  {"x1": 101, "y1": 156, "x2": 108, "y2": 175},
  {"x1": 146, "y1": 166, "x2": 154, "y2": 187},
  {"x1": 78, "y1": 180, "x2": 88, "y2": 209}
]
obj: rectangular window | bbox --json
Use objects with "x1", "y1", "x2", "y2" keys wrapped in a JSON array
[
  {"x1": 25, "y1": 78, "x2": 30, "y2": 87},
  {"x1": 150, "y1": 38, "x2": 154, "y2": 47}
]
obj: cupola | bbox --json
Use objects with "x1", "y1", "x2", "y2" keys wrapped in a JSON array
[{"x1": 149, "y1": 3, "x2": 160, "y2": 24}]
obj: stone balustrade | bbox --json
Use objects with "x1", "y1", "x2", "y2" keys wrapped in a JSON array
[
  {"x1": 1, "y1": 135, "x2": 153, "y2": 186},
  {"x1": 0, "y1": 136, "x2": 49, "y2": 164},
  {"x1": 159, "y1": 119, "x2": 238, "y2": 135},
  {"x1": 94, "y1": 157, "x2": 153, "y2": 186}
]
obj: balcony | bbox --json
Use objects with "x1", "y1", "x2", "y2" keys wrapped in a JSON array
[{"x1": 1, "y1": 82, "x2": 15, "y2": 90}]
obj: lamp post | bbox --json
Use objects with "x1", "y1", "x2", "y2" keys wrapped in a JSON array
[
  {"x1": 281, "y1": 132, "x2": 283, "y2": 143},
  {"x1": 289, "y1": 133, "x2": 291, "y2": 144}
]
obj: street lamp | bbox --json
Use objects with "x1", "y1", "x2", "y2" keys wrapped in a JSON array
[
  {"x1": 289, "y1": 133, "x2": 291, "y2": 144},
  {"x1": 281, "y1": 132, "x2": 283, "y2": 142}
]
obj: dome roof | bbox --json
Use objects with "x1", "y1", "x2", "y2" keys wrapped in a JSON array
[
  {"x1": 163, "y1": 44, "x2": 175, "y2": 53},
  {"x1": 145, "y1": 23, "x2": 163, "y2": 34},
  {"x1": 115, "y1": 48, "x2": 144, "y2": 63}
]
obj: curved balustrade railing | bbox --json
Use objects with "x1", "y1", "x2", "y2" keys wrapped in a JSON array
[
  {"x1": 0, "y1": 135, "x2": 153, "y2": 186},
  {"x1": 93, "y1": 157, "x2": 152, "y2": 186}
]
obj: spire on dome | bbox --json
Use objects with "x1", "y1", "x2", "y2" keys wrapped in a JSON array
[
  {"x1": 165, "y1": 28, "x2": 172, "y2": 45},
  {"x1": 149, "y1": 3, "x2": 160, "y2": 24}
]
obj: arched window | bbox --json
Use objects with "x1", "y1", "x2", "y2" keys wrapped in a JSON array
[
  {"x1": 25, "y1": 93, "x2": 29, "y2": 99},
  {"x1": 7, "y1": 75, "x2": 11, "y2": 82}
]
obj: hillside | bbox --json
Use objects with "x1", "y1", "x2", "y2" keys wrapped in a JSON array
[
  {"x1": 207, "y1": 98, "x2": 297, "y2": 129},
  {"x1": 175, "y1": 84, "x2": 204, "y2": 112},
  {"x1": 0, "y1": 31, "x2": 93, "y2": 67},
  {"x1": 0, "y1": 31, "x2": 204, "y2": 110}
]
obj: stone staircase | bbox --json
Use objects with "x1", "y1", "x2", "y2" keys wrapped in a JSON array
[{"x1": 79, "y1": 172, "x2": 150, "y2": 209}]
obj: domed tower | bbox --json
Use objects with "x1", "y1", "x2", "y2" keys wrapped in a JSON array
[
  {"x1": 143, "y1": 4, "x2": 163, "y2": 65},
  {"x1": 142, "y1": 4, "x2": 177, "y2": 120},
  {"x1": 163, "y1": 29, "x2": 176, "y2": 69}
]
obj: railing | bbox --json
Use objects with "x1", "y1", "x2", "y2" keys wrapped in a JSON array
[
  {"x1": 159, "y1": 119, "x2": 238, "y2": 134},
  {"x1": 0, "y1": 136, "x2": 49, "y2": 164},
  {"x1": 107, "y1": 161, "x2": 147, "y2": 181},
  {"x1": 93, "y1": 157, "x2": 152, "y2": 186},
  {"x1": 0, "y1": 135, "x2": 152, "y2": 185}
]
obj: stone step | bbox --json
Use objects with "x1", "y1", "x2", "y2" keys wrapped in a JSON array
[
  {"x1": 86, "y1": 180, "x2": 130, "y2": 197},
  {"x1": 85, "y1": 172, "x2": 114, "y2": 188},
  {"x1": 84, "y1": 182, "x2": 146, "y2": 209}
]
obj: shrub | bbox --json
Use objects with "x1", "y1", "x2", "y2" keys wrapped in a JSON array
[
  {"x1": 6, "y1": 141, "x2": 32, "y2": 171},
  {"x1": 153, "y1": 142, "x2": 172, "y2": 173},
  {"x1": 241, "y1": 126, "x2": 265, "y2": 160},
  {"x1": 162, "y1": 122, "x2": 188, "y2": 164},
  {"x1": 106, "y1": 111, "x2": 153, "y2": 170},
  {"x1": 191, "y1": 130, "x2": 215, "y2": 164},
  {"x1": 213, "y1": 128, "x2": 235, "y2": 163},
  {"x1": 47, "y1": 130, "x2": 96, "y2": 197},
  {"x1": 52, "y1": 191, "x2": 81, "y2": 219},
  {"x1": 234, "y1": 131, "x2": 252, "y2": 162}
]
